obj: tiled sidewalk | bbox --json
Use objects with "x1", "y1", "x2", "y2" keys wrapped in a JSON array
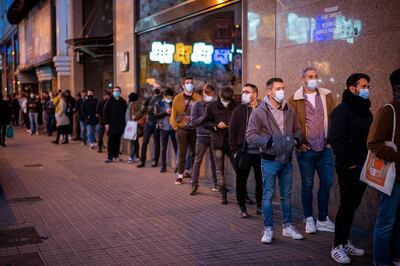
[{"x1": 0, "y1": 129, "x2": 372, "y2": 265}]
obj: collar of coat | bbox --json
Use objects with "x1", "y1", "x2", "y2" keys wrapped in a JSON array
[{"x1": 293, "y1": 86, "x2": 331, "y2": 100}]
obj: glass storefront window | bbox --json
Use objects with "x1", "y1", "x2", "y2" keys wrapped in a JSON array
[
  {"x1": 137, "y1": 3, "x2": 242, "y2": 96},
  {"x1": 137, "y1": 0, "x2": 187, "y2": 19}
]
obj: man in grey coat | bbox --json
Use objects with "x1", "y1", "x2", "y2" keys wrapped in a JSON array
[{"x1": 246, "y1": 77, "x2": 303, "y2": 244}]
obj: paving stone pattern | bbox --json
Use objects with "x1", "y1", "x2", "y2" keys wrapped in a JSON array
[{"x1": 0, "y1": 129, "x2": 373, "y2": 265}]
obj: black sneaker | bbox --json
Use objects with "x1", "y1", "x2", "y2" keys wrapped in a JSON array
[
  {"x1": 137, "y1": 162, "x2": 145, "y2": 168},
  {"x1": 256, "y1": 207, "x2": 263, "y2": 215},
  {"x1": 190, "y1": 185, "x2": 199, "y2": 195},
  {"x1": 160, "y1": 167, "x2": 167, "y2": 173},
  {"x1": 220, "y1": 195, "x2": 228, "y2": 205},
  {"x1": 104, "y1": 158, "x2": 112, "y2": 163},
  {"x1": 239, "y1": 210, "x2": 249, "y2": 218}
]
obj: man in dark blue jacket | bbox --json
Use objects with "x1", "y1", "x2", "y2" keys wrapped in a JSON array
[{"x1": 82, "y1": 89, "x2": 99, "y2": 149}]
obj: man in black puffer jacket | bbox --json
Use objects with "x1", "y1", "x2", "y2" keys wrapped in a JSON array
[
  {"x1": 82, "y1": 89, "x2": 99, "y2": 149},
  {"x1": 229, "y1": 83, "x2": 263, "y2": 218},
  {"x1": 203, "y1": 86, "x2": 238, "y2": 204},
  {"x1": 329, "y1": 73, "x2": 373, "y2": 264},
  {"x1": 104, "y1": 87, "x2": 127, "y2": 163}
]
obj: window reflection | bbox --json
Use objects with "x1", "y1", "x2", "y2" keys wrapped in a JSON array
[{"x1": 285, "y1": 11, "x2": 362, "y2": 45}]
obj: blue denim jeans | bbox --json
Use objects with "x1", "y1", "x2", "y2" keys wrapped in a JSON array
[
  {"x1": 79, "y1": 120, "x2": 87, "y2": 142},
  {"x1": 46, "y1": 114, "x2": 55, "y2": 134},
  {"x1": 29, "y1": 112, "x2": 39, "y2": 133},
  {"x1": 86, "y1": 124, "x2": 95, "y2": 144},
  {"x1": 261, "y1": 159, "x2": 293, "y2": 227},
  {"x1": 373, "y1": 181, "x2": 400, "y2": 265},
  {"x1": 296, "y1": 147, "x2": 334, "y2": 221}
]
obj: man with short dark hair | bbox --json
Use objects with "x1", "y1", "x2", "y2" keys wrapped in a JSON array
[
  {"x1": 96, "y1": 90, "x2": 111, "y2": 153},
  {"x1": 77, "y1": 90, "x2": 87, "y2": 144},
  {"x1": 104, "y1": 87, "x2": 127, "y2": 163},
  {"x1": 368, "y1": 68, "x2": 400, "y2": 266},
  {"x1": 247, "y1": 78, "x2": 303, "y2": 244},
  {"x1": 189, "y1": 84, "x2": 218, "y2": 195},
  {"x1": 137, "y1": 85, "x2": 163, "y2": 168},
  {"x1": 229, "y1": 83, "x2": 263, "y2": 217},
  {"x1": 289, "y1": 67, "x2": 336, "y2": 234},
  {"x1": 170, "y1": 77, "x2": 202, "y2": 185},
  {"x1": 82, "y1": 89, "x2": 99, "y2": 149},
  {"x1": 329, "y1": 73, "x2": 372, "y2": 264},
  {"x1": 203, "y1": 86, "x2": 238, "y2": 204}
]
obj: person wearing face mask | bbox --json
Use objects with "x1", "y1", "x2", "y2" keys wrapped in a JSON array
[
  {"x1": 170, "y1": 77, "x2": 202, "y2": 185},
  {"x1": 103, "y1": 87, "x2": 127, "y2": 163},
  {"x1": 27, "y1": 92, "x2": 40, "y2": 135},
  {"x1": 289, "y1": 66, "x2": 336, "y2": 235},
  {"x1": 65, "y1": 90, "x2": 76, "y2": 141},
  {"x1": 247, "y1": 78, "x2": 303, "y2": 244},
  {"x1": 97, "y1": 90, "x2": 111, "y2": 153},
  {"x1": 154, "y1": 87, "x2": 178, "y2": 172},
  {"x1": 76, "y1": 90, "x2": 88, "y2": 144},
  {"x1": 202, "y1": 86, "x2": 238, "y2": 204},
  {"x1": 82, "y1": 89, "x2": 99, "y2": 149},
  {"x1": 229, "y1": 84, "x2": 262, "y2": 217},
  {"x1": 329, "y1": 74, "x2": 372, "y2": 263},
  {"x1": 188, "y1": 84, "x2": 218, "y2": 195},
  {"x1": 136, "y1": 85, "x2": 163, "y2": 168}
]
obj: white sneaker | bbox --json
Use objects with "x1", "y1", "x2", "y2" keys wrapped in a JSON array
[
  {"x1": 282, "y1": 225, "x2": 304, "y2": 240},
  {"x1": 175, "y1": 174, "x2": 184, "y2": 185},
  {"x1": 331, "y1": 245, "x2": 351, "y2": 264},
  {"x1": 344, "y1": 241, "x2": 365, "y2": 256},
  {"x1": 305, "y1": 216, "x2": 317, "y2": 234},
  {"x1": 316, "y1": 216, "x2": 335, "y2": 232},
  {"x1": 261, "y1": 227, "x2": 273, "y2": 244}
]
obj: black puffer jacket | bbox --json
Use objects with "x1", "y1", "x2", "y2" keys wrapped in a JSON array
[
  {"x1": 203, "y1": 98, "x2": 238, "y2": 150},
  {"x1": 329, "y1": 89, "x2": 373, "y2": 168},
  {"x1": 103, "y1": 96, "x2": 127, "y2": 134},
  {"x1": 0, "y1": 98, "x2": 10, "y2": 125},
  {"x1": 82, "y1": 97, "x2": 99, "y2": 125}
]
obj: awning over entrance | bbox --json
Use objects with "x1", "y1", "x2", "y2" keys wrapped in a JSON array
[
  {"x1": 65, "y1": 34, "x2": 113, "y2": 58},
  {"x1": 7, "y1": 0, "x2": 39, "y2": 25}
]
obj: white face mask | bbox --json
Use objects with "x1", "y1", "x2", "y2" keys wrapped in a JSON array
[
  {"x1": 273, "y1": 90, "x2": 285, "y2": 103},
  {"x1": 306, "y1": 79, "x2": 319, "y2": 91},
  {"x1": 241, "y1": 93, "x2": 251, "y2": 105},
  {"x1": 203, "y1": 95, "x2": 215, "y2": 103},
  {"x1": 221, "y1": 99, "x2": 230, "y2": 107},
  {"x1": 185, "y1": 83, "x2": 193, "y2": 93},
  {"x1": 164, "y1": 98, "x2": 172, "y2": 103}
]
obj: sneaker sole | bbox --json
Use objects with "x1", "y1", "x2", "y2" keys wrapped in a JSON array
[
  {"x1": 305, "y1": 229, "x2": 317, "y2": 234},
  {"x1": 316, "y1": 227, "x2": 335, "y2": 233},
  {"x1": 331, "y1": 254, "x2": 351, "y2": 264},
  {"x1": 282, "y1": 233, "x2": 304, "y2": 240},
  {"x1": 261, "y1": 240, "x2": 272, "y2": 244}
]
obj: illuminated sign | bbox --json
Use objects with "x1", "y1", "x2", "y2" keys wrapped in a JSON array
[
  {"x1": 149, "y1": 42, "x2": 242, "y2": 65},
  {"x1": 149, "y1": 42, "x2": 175, "y2": 64},
  {"x1": 191, "y1": 42, "x2": 214, "y2": 64},
  {"x1": 173, "y1": 43, "x2": 192, "y2": 65}
]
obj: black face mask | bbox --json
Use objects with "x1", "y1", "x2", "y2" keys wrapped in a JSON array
[
  {"x1": 88, "y1": 95, "x2": 93, "y2": 99},
  {"x1": 153, "y1": 89, "x2": 160, "y2": 95}
]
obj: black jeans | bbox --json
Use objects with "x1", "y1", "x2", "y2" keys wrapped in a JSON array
[
  {"x1": 98, "y1": 124, "x2": 105, "y2": 151},
  {"x1": 334, "y1": 165, "x2": 367, "y2": 247},
  {"x1": 129, "y1": 139, "x2": 140, "y2": 158},
  {"x1": 235, "y1": 153, "x2": 263, "y2": 208},
  {"x1": 176, "y1": 128, "x2": 197, "y2": 175},
  {"x1": 55, "y1": 125, "x2": 69, "y2": 143},
  {"x1": 108, "y1": 131, "x2": 123, "y2": 160},
  {"x1": 140, "y1": 123, "x2": 160, "y2": 164},
  {"x1": 0, "y1": 124, "x2": 6, "y2": 145},
  {"x1": 161, "y1": 129, "x2": 178, "y2": 168}
]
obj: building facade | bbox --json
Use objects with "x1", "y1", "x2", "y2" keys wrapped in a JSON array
[{"x1": 114, "y1": 0, "x2": 400, "y2": 229}]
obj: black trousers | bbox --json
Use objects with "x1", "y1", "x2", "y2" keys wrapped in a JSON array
[
  {"x1": 98, "y1": 124, "x2": 105, "y2": 151},
  {"x1": 55, "y1": 125, "x2": 69, "y2": 143},
  {"x1": 235, "y1": 153, "x2": 263, "y2": 208},
  {"x1": 0, "y1": 124, "x2": 6, "y2": 145},
  {"x1": 12, "y1": 111, "x2": 19, "y2": 126},
  {"x1": 67, "y1": 115, "x2": 73, "y2": 135},
  {"x1": 140, "y1": 123, "x2": 160, "y2": 164},
  {"x1": 160, "y1": 129, "x2": 178, "y2": 168},
  {"x1": 108, "y1": 131, "x2": 122, "y2": 160},
  {"x1": 334, "y1": 165, "x2": 367, "y2": 247}
]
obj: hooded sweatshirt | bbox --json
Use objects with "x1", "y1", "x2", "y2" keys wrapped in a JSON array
[{"x1": 246, "y1": 96, "x2": 302, "y2": 163}]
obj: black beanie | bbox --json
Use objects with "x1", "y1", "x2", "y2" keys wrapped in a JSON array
[{"x1": 128, "y1": 92, "x2": 138, "y2": 102}]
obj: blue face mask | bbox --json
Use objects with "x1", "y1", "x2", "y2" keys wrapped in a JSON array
[
  {"x1": 358, "y1": 88, "x2": 369, "y2": 99},
  {"x1": 113, "y1": 91, "x2": 121, "y2": 98}
]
